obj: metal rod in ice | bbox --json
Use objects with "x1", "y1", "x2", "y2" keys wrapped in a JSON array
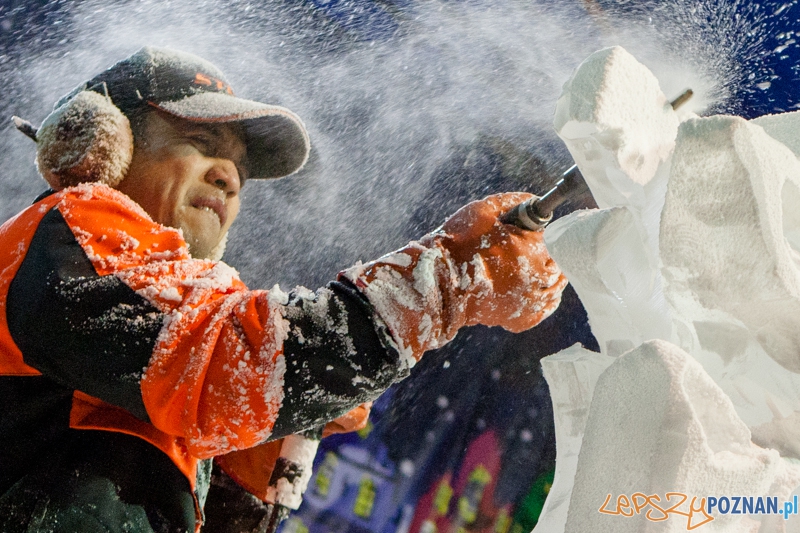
[{"x1": 502, "y1": 88, "x2": 695, "y2": 231}]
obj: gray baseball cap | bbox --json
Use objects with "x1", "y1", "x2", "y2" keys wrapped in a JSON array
[{"x1": 57, "y1": 46, "x2": 310, "y2": 180}]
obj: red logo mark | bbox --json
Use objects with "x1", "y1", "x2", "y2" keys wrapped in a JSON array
[{"x1": 193, "y1": 73, "x2": 235, "y2": 95}]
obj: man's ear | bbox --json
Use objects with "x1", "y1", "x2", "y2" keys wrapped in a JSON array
[{"x1": 35, "y1": 90, "x2": 134, "y2": 190}]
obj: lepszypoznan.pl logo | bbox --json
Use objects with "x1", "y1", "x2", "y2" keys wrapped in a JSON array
[{"x1": 599, "y1": 493, "x2": 799, "y2": 530}]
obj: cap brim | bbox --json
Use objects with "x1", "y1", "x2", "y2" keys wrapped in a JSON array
[{"x1": 151, "y1": 92, "x2": 310, "y2": 180}]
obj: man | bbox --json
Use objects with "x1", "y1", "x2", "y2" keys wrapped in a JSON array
[{"x1": 0, "y1": 47, "x2": 566, "y2": 532}]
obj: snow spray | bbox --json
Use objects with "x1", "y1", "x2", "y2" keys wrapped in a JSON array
[{"x1": 0, "y1": 0, "x2": 779, "y2": 290}]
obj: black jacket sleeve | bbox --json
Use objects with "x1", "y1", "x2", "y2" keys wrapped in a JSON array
[{"x1": 270, "y1": 280, "x2": 404, "y2": 438}]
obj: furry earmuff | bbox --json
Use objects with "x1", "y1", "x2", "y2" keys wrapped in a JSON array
[{"x1": 33, "y1": 90, "x2": 134, "y2": 190}]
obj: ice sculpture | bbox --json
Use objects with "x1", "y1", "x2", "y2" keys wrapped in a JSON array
[
  {"x1": 536, "y1": 46, "x2": 800, "y2": 532},
  {"x1": 565, "y1": 340, "x2": 800, "y2": 533},
  {"x1": 536, "y1": 344, "x2": 614, "y2": 532},
  {"x1": 547, "y1": 46, "x2": 677, "y2": 358}
]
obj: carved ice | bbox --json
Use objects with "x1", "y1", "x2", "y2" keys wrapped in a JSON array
[
  {"x1": 536, "y1": 46, "x2": 800, "y2": 532},
  {"x1": 537, "y1": 344, "x2": 614, "y2": 532},
  {"x1": 564, "y1": 340, "x2": 800, "y2": 533}
]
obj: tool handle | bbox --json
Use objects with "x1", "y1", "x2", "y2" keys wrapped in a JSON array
[
  {"x1": 500, "y1": 196, "x2": 551, "y2": 230},
  {"x1": 501, "y1": 165, "x2": 588, "y2": 230},
  {"x1": 265, "y1": 504, "x2": 291, "y2": 533},
  {"x1": 263, "y1": 428, "x2": 322, "y2": 533}
]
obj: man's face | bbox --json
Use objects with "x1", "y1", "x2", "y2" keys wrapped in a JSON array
[{"x1": 116, "y1": 110, "x2": 247, "y2": 259}]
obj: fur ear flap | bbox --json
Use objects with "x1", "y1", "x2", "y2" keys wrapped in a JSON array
[{"x1": 36, "y1": 90, "x2": 133, "y2": 190}]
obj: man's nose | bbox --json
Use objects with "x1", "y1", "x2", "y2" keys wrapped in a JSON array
[{"x1": 205, "y1": 159, "x2": 241, "y2": 197}]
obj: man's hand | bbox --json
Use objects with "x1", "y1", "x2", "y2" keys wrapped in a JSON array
[
  {"x1": 425, "y1": 192, "x2": 565, "y2": 332},
  {"x1": 341, "y1": 193, "x2": 567, "y2": 364}
]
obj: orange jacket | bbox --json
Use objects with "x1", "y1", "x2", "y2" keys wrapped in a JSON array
[{"x1": 0, "y1": 183, "x2": 397, "y2": 529}]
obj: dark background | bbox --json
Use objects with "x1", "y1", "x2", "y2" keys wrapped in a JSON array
[{"x1": 0, "y1": 1, "x2": 797, "y2": 531}]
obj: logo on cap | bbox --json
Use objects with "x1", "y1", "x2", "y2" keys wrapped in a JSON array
[{"x1": 193, "y1": 73, "x2": 235, "y2": 95}]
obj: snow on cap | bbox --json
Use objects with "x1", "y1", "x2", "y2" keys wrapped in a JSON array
[{"x1": 57, "y1": 46, "x2": 310, "y2": 180}]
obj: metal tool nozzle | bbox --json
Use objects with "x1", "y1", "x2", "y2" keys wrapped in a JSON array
[{"x1": 500, "y1": 165, "x2": 589, "y2": 230}]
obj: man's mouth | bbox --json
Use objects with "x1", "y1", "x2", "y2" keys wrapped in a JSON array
[{"x1": 191, "y1": 197, "x2": 227, "y2": 227}]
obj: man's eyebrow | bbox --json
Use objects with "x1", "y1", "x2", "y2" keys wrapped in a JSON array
[{"x1": 191, "y1": 124, "x2": 245, "y2": 148}]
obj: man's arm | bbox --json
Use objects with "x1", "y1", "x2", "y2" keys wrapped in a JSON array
[
  {"x1": 6, "y1": 185, "x2": 566, "y2": 461},
  {"x1": 6, "y1": 184, "x2": 403, "y2": 457},
  {"x1": 270, "y1": 281, "x2": 400, "y2": 439}
]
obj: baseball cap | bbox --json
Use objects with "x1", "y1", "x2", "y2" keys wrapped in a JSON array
[{"x1": 55, "y1": 46, "x2": 310, "y2": 180}]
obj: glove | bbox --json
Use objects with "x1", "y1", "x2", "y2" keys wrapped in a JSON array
[
  {"x1": 340, "y1": 192, "x2": 567, "y2": 366},
  {"x1": 321, "y1": 402, "x2": 372, "y2": 438}
]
